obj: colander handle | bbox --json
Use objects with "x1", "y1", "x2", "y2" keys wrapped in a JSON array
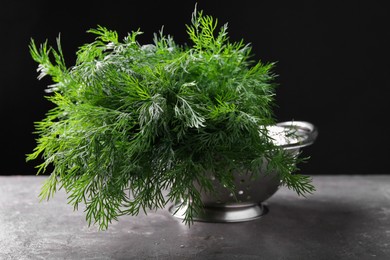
[{"x1": 275, "y1": 121, "x2": 318, "y2": 150}]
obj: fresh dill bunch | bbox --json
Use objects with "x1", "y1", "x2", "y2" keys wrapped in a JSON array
[{"x1": 27, "y1": 6, "x2": 314, "y2": 230}]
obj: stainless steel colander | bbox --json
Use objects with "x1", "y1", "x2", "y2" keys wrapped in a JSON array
[{"x1": 170, "y1": 121, "x2": 318, "y2": 222}]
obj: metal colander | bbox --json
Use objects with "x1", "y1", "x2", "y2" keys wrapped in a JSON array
[{"x1": 170, "y1": 121, "x2": 318, "y2": 222}]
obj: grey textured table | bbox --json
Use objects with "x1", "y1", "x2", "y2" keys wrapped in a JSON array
[{"x1": 0, "y1": 175, "x2": 389, "y2": 260}]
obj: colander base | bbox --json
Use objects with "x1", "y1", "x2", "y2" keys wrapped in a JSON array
[{"x1": 169, "y1": 202, "x2": 268, "y2": 223}]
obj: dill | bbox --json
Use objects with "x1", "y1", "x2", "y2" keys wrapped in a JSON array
[{"x1": 27, "y1": 6, "x2": 314, "y2": 230}]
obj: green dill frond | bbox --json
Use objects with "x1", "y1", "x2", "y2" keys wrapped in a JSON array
[{"x1": 28, "y1": 6, "x2": 314, "y2": 230}]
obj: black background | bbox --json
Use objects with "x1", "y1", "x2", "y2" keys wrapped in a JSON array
[{"x1": 1, "y1": 1, "x2": 389, "y2": 176}]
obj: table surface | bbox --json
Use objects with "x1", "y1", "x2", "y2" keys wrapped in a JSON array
[{"x1": 1, "y1": 175, "x2": 389, "y2": 260}]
